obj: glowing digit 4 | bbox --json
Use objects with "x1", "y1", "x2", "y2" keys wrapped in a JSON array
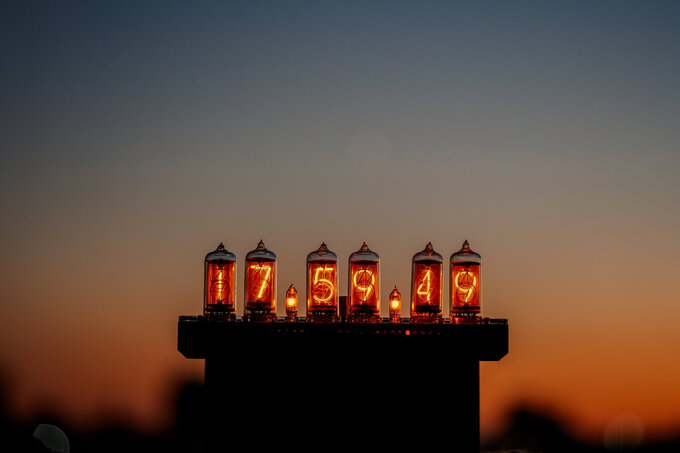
[{"x1": 417, "y1": 269, "x2": 433, "y2": 302}]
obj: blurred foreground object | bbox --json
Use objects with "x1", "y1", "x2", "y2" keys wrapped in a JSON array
[{"x1": 33, "y1": 424, "x2": 69, "y2": 453}]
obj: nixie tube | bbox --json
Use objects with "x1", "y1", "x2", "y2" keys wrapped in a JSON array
[
  {"x1": 243, "y1": 240, "x2": 277, "y2": 322},
  {"x1": 389, "y1": 286, "x2": 401, "y2": 323},
  {"x1": 203, "y1": 242, "x2": 237, "y2": 320},
  {"x1": 347, "y1": 242, "x2": 381, "y2": 323},
  {"x1": 306, "y1": 242, "x2": 339, "y2": 323},
  {"x1": 450, "y1": 240, "x2": 481, "y2": 323},
  {"x1": 410, "y1": 242, "x2": 443, "y2": 323},
  {"x1": 285, "y1": 284, "x2": 298, "y2": 323}
]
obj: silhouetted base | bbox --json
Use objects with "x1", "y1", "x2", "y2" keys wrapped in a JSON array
[
  {"x1": 178, "y1": 318, "x2": 508, "y2": 453},
  {"x1": 202, "y1": 341, "x2": 479, "y2": 452}
]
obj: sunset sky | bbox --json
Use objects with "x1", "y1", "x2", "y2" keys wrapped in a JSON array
[{"x1": 2, "y1": 0, "x2": 680, "y2": 445}]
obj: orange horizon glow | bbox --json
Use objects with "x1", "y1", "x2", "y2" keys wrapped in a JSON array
[{"x1": 3, "y1": 249, "x2": 680, "y2": 445}]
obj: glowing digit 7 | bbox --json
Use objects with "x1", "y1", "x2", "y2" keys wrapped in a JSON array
[{"x1": 250, "y1": 263, "x2": 272, "y2": 299}]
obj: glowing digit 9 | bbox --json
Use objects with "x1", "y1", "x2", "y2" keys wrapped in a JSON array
[
  {"x1": 352, "y1": 268, "x2": 375, "y2": 302},
  {"x1": 454, "y1": 270, "x2": 477, "y2": 304}
]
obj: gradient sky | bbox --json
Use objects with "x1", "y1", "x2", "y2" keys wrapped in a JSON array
[{"x1": 2, "y1": 0, "x2": 680, "y2": 444}]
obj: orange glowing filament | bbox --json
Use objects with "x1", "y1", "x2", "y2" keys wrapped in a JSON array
[
  {"x1": 416, "y1": 269, "x2": 433, "y2": 302},
  {"x1": 389, "y1": 287, "x2": 401, "y2": 312},
  {"x1": 285, "y1": 284, "x2": 298, "y2": 316},
  {"x1": 352, "y1": 268, "x2": 375, "y2": 302},
  {"x1": 211, "y1": 268, "x2": 226, "y2": 300},
  {"x1": 208, "y1": 263, "x2": 232, "y2": 305},
  {"x1": 248, "y1": 263, "x2": 272, "y2": 301},
  {"x1": 454, "y1": 270, "x2": 477, "y2": 304},
  {"x1": 312, "y1": 265, "x2": 335, "y2": 304},
  {"x1": 390, "y1": 298, "x2": 400, "y2": 310}
]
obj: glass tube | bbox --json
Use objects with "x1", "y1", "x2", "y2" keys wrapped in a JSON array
[
  {"x1": 285, "y1": 284, "x2": 298, "y2": 322},
  {"x1": 244, "y1": 240, "x2": 277, "y2": 322},
  {"x1": 410, "y1": 242, "x2": 443, "y2": 323},
  {"x1": 389, "y1": 286, "x2": 401, "y2": 323},
  {"x1": 348, "y1": 242, "x2": 381, "y2": 323},
  {"x1": 306, "y1": 242, "x2": 339, "y2": 323},
  {"x1": 450, "y1": 240, "x2": 481, "y2": 323},
  {"x1": 204, "y1": 242, "x2": 237, "y2": 320}
]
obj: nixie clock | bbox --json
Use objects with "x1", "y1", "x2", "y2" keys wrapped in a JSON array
[
  {"x1": 285, "y1": 284, "x2": 298, "y2": 323},
  {"x1": 450, "y1": 240, "x2": 481, "y2": 323},
  {"x1": 389, "y1": 286, "x2": 401, "y2": 323},
  {"x1": 410, "y1": 242, "x2": 443, "y2": 323},
  {"x1": 203, "y1": 242, "x2": 237, "y2": 320},
  {"x1": 243, "y1": 240, "x2": 277, "y2": 322},
  {"x1": 347, "y1": 242, "x2": 381, "y2": 323},
  {"x1": 306, "y1": 242, "x2": 339, "y2": 323}
]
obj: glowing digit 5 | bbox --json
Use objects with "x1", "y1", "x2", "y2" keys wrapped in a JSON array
[{"x1": 313, "y1": 266, "x2": 334, "y2": 303}]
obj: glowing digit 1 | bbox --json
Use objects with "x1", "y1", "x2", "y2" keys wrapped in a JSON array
[{"x1": 211, "y1": 266, "x2": 227, "y2": 302}]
